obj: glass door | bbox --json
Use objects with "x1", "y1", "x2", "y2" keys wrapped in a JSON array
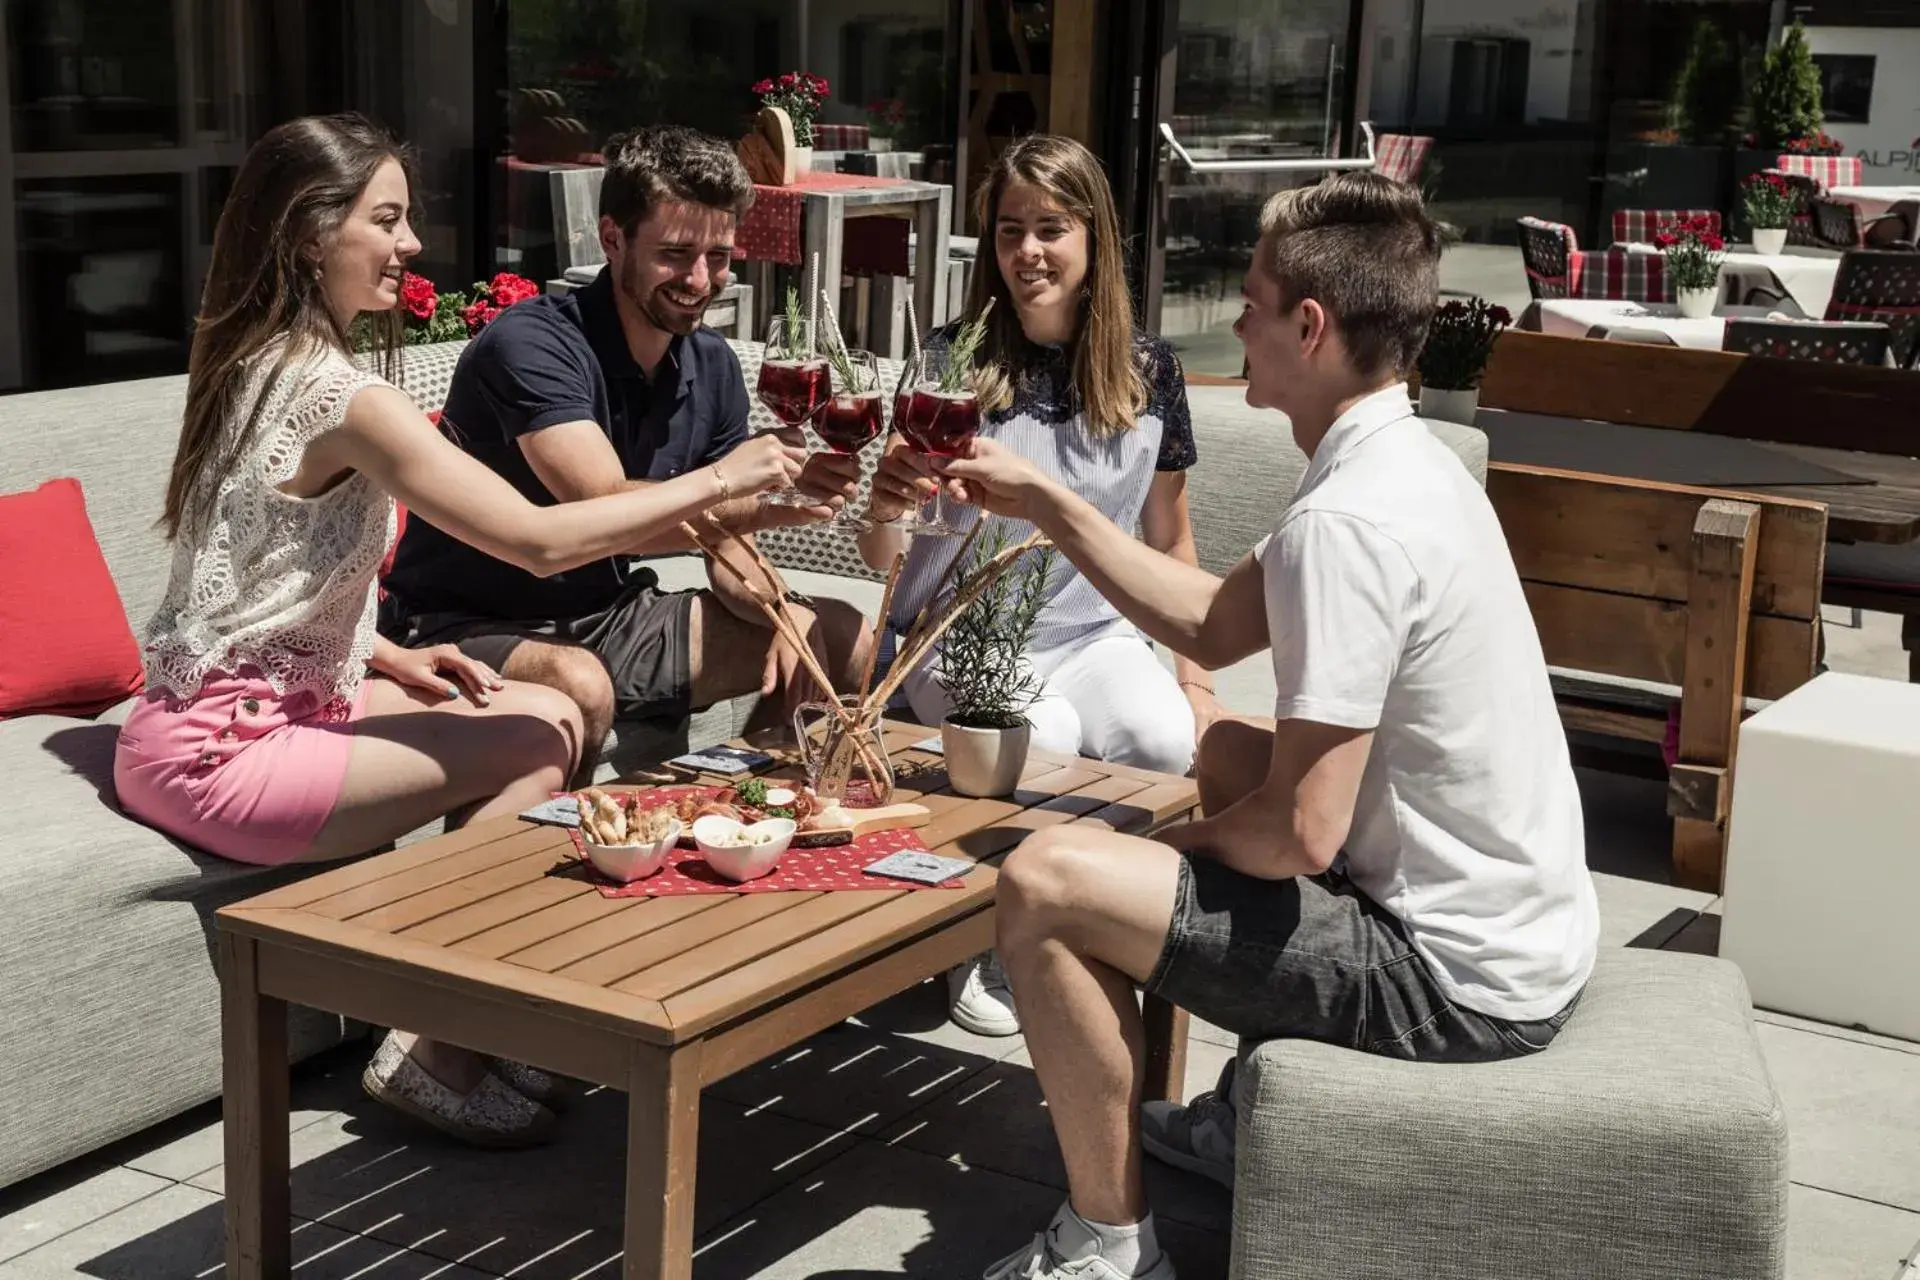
[{"x1": 1137, "y1": 0, "x2": 1360, "y2": 377}]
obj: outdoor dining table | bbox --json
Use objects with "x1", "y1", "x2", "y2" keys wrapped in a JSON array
[
  {"x1": 1533, "y1": 300, "x2": 1788, "y2": 351},
  {"x1": 1612, "y1": 241, "x2": 1840, "y2": 317},
  {"x1": 1478, "y1": 407, "x2": 1920, "y2": 545},
  {"x1": 1829, "y1": 185, "x2": 1920, "y2": 222}
]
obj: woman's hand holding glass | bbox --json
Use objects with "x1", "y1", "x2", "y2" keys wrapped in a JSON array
[{"x1": 865, "y1": 436, "x2": 941, "y2": 525}]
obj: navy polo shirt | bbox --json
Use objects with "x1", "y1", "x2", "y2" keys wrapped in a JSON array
[{"x1": 380, "y1": 270, "x2": 751, "y2": 622}]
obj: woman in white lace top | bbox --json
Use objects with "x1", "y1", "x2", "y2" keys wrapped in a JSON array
[{"x1": 113, "y1": 115, "x2": 802, "y2": 1147}]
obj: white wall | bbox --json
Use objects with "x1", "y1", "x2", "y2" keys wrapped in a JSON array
[{"x1": 1806, "y1": 25, "x2": 1920, "y2": 185}]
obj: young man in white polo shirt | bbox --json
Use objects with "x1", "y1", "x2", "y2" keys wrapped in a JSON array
[{"x1": 940, "y1": 171, "x2": 1598, "y2": 1280}]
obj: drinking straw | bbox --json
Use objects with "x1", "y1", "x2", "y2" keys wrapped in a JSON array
[{"x1": 807, "y1": 251, "x2": 819, "y2": 357}]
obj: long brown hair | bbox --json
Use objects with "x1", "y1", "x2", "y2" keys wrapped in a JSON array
[
  {"x1": 162, "y1": 114, "x2": 413, "y2": 539},
  {"x1": 966, "y1": 134, "x2": 1145, "y2": 436}
]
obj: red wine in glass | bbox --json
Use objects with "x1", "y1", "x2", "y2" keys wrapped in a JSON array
[
  {"x1": 757, "y1": 358, "x2": 831, "y2": 429},
  {"x1": 818, "y1": 391, "x2": 884, "y2": 453},
  {"x1": 904, "y1": 389, "x2": 980, "y2": 457}
]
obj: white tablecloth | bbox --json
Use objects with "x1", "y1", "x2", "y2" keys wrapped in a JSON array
[
  {"x1": 1828, "y1": 185, "x2": 1920, "y2": 220},
  {"x1": 1721, "y1": 249, "x2": 1839, "y2": 317},
  {"x1": 1536, "y1": 300, "x2": 1785, "y2": 350}
]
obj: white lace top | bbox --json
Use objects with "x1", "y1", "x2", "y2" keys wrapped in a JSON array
[{"x1": 142, "y1": 339, "x2": 394, "y2": 706}]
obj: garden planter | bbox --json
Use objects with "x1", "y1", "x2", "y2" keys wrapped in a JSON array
[
  {"x1": 1676, "y1": 287, "x2": 1717, "y2": 319},
  {"x1": 941, "y1": 718, "x2": 1031, "y2": 798},
  {"x1": 1751, "y1": 227, "x2": 1788, "y2": 255}
]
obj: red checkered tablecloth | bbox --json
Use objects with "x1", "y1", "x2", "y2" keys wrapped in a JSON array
[{"x1": 735, "y1": 173, "x2": 918, "y2": 275}]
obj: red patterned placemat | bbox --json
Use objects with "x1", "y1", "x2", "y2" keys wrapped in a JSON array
[{"x1": 558, "y1": 788, "x2": 965, "y2": 897}]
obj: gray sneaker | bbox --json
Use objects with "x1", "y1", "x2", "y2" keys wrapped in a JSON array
[{"x1": 1139, "y1": 1058, "x2": 1237, "y2": 1189}]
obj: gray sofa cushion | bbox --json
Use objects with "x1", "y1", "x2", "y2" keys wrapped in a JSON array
[
  {"x1": 0, "y1": 714, "x2": 355, "y2": 1189},
  {"x1": 1231, "y1": 947, "x2": 1787, "y2": 1280}
]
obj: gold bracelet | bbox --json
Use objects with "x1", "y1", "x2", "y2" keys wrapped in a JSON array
[
  {"x1": 710, "y1": 462, "x2": 733, "y2": 503},
  {"x1": 1179, "y1": 680, "x2": 1216, "y2": 697}
]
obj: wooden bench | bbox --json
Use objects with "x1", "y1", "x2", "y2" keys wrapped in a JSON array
[{"x1": 1486, "y1": 464, "x2": 1828, "y2": 890}]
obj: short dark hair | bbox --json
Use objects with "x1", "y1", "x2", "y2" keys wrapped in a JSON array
[
  {"x1": 1257, "y1": 172, "x2": 1441, "y2": 377},
  {"x1": 598, "y1": 125, "x2": 754, "y2": 236}
]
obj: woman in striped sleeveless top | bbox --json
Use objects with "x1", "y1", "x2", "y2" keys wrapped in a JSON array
[{"x1": 858, "y1": 135, "x2": 1219, "y2": 1037}]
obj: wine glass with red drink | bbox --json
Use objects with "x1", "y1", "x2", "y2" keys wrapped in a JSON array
[
  {"x1": 815, "y1": 348, "x2": 885, "y2": 529},
  {"x1": 893, "y1": 346, "x2": 980, "y2": 537},
  {"x1": 755, "y1": 316, "x2": 832, "y2": 507}
]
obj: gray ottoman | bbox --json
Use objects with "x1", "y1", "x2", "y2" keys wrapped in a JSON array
[{"x1": 1229, "y1": 948, "x2": 1788, "y2": 1280}]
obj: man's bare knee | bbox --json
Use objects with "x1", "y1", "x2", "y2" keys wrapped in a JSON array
[
  {"x1": 504, "y1": 643, "x2": 614, "y2": 728},
  {"x1": 999, "y1": 827, "x2": 1097, "y2": 938}
]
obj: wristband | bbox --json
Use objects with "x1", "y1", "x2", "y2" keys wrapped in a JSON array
[{"x1": 710, "y1": 462, "x2": 733, "y2": 503}]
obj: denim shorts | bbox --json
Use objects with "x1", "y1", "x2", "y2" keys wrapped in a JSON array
[{"x1": 1144, "y1": 856, "x2": 1580, "y2": 1063}]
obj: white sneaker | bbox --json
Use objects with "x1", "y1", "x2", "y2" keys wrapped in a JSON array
[
  {"x1": 1139, "y1": 1058, "x2": 1237, "y2": 1189},
  {"x1": 982, "y1": 1214, "x2": 1176, "y2": 1280},
  {"x1": 948, "y1": 952, "x2": 1020, "y2": 1037}
]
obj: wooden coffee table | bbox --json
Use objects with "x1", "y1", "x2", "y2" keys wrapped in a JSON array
[{"x1": 216, "y1": 723, "x2": 1200, "y2": 1279}]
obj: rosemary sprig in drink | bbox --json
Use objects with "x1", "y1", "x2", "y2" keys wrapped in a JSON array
[
  {"x1": 778, "y1": 286, "x2": 806, "y2": 358},
  {"x1": 938, "y1": 297, "x2": 996, "y2": 394}
]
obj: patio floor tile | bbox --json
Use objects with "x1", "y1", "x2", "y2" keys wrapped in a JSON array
[
  {"x1": 191, "y1": 1086, "x2": 859, "y2": 1279},
  {"x1": 123, "y1": 1051, "x2": 367, "y2": 1185},
  {"x1": 1756, "y1": 1009, "x2": 1920, "y2": 1059},
  {"x1": 848, "y1": 979, "x2": 1035, "y2": 1063},
  {"x1": 0, "y1": 1181, "x2": 494, "y2": 1279},
  {"x1": 690, "y1": 1138, "x2": 1226, "y2": 1280},
  {"x1": 1759, "y1": 1023, "x2": 1920, "y2": 1213},
  {"x1": 1787, "y1": 1184, "x2": 1920, "y2": 1280},
  {"x1": 0, "y1": 1168, "x2": 169, "y2": 1267},
  {"x1": 706, "y1": 1017, "x2": 1006, "y2": 1136},
  {"x1": 1592, "y1": 870, "x2": 1712, "y2": 949}
]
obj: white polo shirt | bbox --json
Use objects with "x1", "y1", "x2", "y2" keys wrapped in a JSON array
[{"x1": 1257, "y1": 383, "x2": 1597, "y2": 1022}]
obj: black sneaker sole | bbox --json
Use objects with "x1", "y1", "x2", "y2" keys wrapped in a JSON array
[{"x1": 1141, "y1": 1129, "x2": 1234, "y2": 1190}]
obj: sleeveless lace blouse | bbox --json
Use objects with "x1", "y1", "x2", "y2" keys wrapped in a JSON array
[{"x1": 141, "y1": 340, "x2": 394, "y2": 707}]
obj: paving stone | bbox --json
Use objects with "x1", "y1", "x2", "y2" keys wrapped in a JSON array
[
  {"x1": 1787, "y1": 1183, "x2": 1920, "y2": 1280},
  {"x1": 689, "y1": 1138, "x2": 1221, "y2": 1280},
  {"x1": 0, "y1": 1168, "x2": 169, "y2": 1266},
  {"x1": 124, "y1": 1054, "x2": 365, "y2": 1184},
  {"x1": 848, "y1": 978, "x2": 1032, "y2": 1062},
  {"x1": 193, "y1": 1086, "x2": 856, "y2": 1280},
  {"x1": 707, "y1": 1018, "x2": 1005, "y2": 1135},
  {"x1": 1756, "y1": 1009, "x2": 1920, "y2": 1058},
  {"x1": 1761, "y1": 1023, "x2": 1920, "y2": 1213},
  {"x1": 1593, "y1": 870, "x2": 1710, "y2": 949}
]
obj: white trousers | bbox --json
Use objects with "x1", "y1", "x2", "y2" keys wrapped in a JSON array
[{"x1": 904, "y1": 631, "x2": 1198, "y2": 777}]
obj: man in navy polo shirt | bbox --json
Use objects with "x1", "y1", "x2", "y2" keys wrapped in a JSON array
[{"x1": 380, "y1": 125, "x2": 870, "y2": 771}]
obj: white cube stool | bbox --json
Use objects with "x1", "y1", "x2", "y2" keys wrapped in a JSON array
[{"x1": 1722, "y1": 671, "x2": 1920, "y2": 1041}]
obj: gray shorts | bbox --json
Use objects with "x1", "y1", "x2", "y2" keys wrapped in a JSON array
[
  {"x1": 382, "y1": 581, "x2": 701, "y2": 721},
  {"x1": 1144, "y1": 856, "x2": 1580, "y2": 1063}
]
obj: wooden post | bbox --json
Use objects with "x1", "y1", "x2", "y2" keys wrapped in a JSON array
[
  {"x1": 1141, "y1": 993, "x2": 1190, "y2": 1104},
  {"x1": 1670, "y1": 498, "x2": 1761, "y2": 891},
  {"x1": 625, "y1": 1042, "x2": 703, "y2": 1280},
  {"x1": 1048, "y1": 0, "x2": 1100, "y2": 147},
  {"x1": 220, "y1": 931, "x2": 290, "y2": 1280}
]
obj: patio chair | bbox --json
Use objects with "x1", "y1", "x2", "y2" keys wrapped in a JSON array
[
  {"x1": 1775, "y1": 153, "x2": 1862, "y2": 190},
  {"x1": 1722, "y1": 317, "x2": 1891, "y2": 366},
  {"x1": 1741, "y1": 250, "x2": 1920, "y2": 367},
  {"x1": 1373, "y1": 132, "x2": 1434, "y2": 186},
  {"x1": 1609, "y1": 208, "x2": 1722, "y2": 246},
  {"x1": 1516, "y1": 218, "x2": 1672, "y2": 303}
]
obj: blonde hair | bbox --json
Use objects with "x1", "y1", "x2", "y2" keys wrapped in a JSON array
[{"x1": 964, "y1": 134, "x2": 1145, "y2": 437}]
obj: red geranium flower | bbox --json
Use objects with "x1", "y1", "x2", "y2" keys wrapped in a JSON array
[
  {"x1": 778, "y1": 72, "x2": 797, "y2": 88},
  {"x1": 753, "y1": 78, "x2": 774, "y2": 95},
  {"x1": 401, "y1": 273, "x2": 437, "y2": 322},
  {"x1": 461, "y1": 299, "x2": 498, "y2": 334},
  {"x1": 1489, "y1": 305, "x2": 1513, "y2": 326},
  {"x1": 488, "y1": 272, "x2": 540, "y2": 307},
  {"x1": 808, "y1": 74, "x2": 829, "y2": 95}
]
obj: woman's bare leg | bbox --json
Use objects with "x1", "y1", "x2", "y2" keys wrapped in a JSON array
[{"x1": 301, "y1": 674, "x2": 585, "y2": 1095}]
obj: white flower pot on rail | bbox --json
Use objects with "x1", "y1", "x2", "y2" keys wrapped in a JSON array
[
  {"x1": 869, "y1": 136, "x2": 894, "y2": 153},
  {"x1": 1676, "y1": 286, "x2": 1717, "y2": 319},
  {"x1": 1417, "y1": 385, "x2": 1480, "y2": 426},
  {"x1": 941, "y1": 718, "x2": 1031, "y2": 798},
  {"x1": 1752, "y1": 227, "x2": 1787, "y2": 256}
]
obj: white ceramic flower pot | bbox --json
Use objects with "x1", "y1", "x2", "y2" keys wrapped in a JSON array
[
  {"x1": 941, "y1": 718, "x2": 1031, "y2": 798},
  {"x1": 1416, "y1": 385, "x2": 1480, "y2": 426},
  {"x1": 1751, "y1": 227, "x2": 1787, "y2": 256},
  {"x1": 789, "y1": 145, "x2": 814, "y2": 178},
  {"x1": 1676, "y1": 286, "x2": 1717, "y2": 319}
]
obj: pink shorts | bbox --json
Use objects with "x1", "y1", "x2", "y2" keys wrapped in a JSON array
[{"x1": 114, "y1": 670, "x2": 371, "y2": 866}]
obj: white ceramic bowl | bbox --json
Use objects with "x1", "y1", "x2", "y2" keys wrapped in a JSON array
[
  {"x1": 692, "y1": 815, "x2": 796, "y2": 883},
  {"x1": 584, "y1": 816, "x2": 681, "y2": 883}
]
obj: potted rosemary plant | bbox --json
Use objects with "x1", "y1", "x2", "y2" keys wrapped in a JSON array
[{"x1": 936, "y1": 526, "x2": 1054, "y2": 797}]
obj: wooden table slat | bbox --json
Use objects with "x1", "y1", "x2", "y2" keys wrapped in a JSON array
[
  {"x1": 512, "y1": 896, "x2": 741, "y2": 976},
  {"x1": 548, "y1": 894, "x2": 820, "y2": 987},
  {"x1": 303, "y1": 825, "x2": 570, "y2": 921},
  {"x1": 348, "y1": 844, "x2": 577, "y2": 935},
  {"x1": 449, "y1": 891, "x2": 647, "y2": 961},
  {"x1": 224, "y1": 816, "x2": 534, "y2": 912},
  {"x1": 398, "y1": 874, "x2": 594, "y2": 948}
]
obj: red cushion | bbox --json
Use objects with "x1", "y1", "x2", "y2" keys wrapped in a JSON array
[{"x1": 0, "y1": 479, "x2": 144, "y2": 718}]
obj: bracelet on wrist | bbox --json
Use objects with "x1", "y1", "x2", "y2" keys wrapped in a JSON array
[
  {"x1": 1179, "y1": 680, "x2": 1216, "y2": 697},
  {"x1": 710, "y1": 462, "x2": 733, "y2": 503}
]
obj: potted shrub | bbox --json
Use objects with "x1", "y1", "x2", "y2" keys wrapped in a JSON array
[
  {"x1": 1741, "y1": 171, "x2": 1799, "y2": 255},
  {"x1": 1747, "y1": 21, "x2": 1824, "y2": 154},
  {"x1": 1415, "y1": 296, "x2": 1510, "y2": 425},
  {"x1": 1655, "y1": 215, "x2": 1726, "y2": 318},
  {"x1": 936, "y1": 528, "x2": 1054, "y2": 798},
  {"x1": 753, "y1": 71, "x2": 828, "y2": 172},
  {"x1": 865, "y1": 98, "x2": 906, "y2": 153}
]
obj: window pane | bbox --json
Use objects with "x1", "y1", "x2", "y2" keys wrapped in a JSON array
[{"x1": 8, "y1": 0, "x2": 182, "y2": 151}]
